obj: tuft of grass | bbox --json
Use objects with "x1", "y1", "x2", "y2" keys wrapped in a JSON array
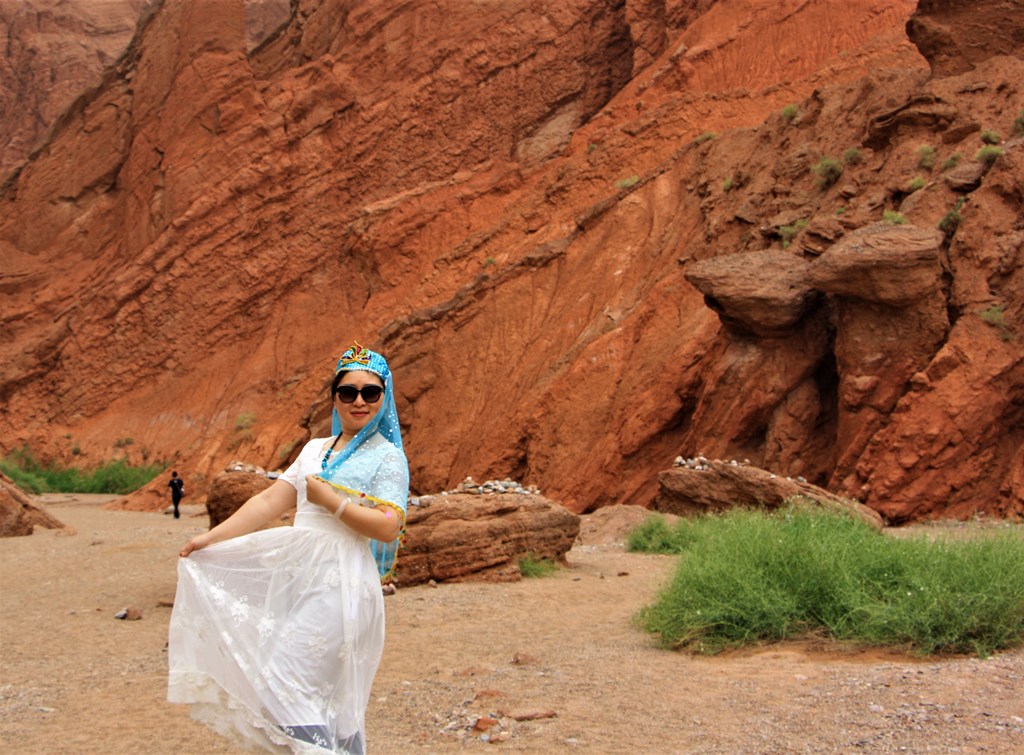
[
  {"x1": 694, "y1": 131, "x2": 717, "y2": 144},
  {"x1": 778, "y1": 219, "x2": 809, "y2": 249},
  {"x1": 976, "y1": 145, "x2": 1003, "y2": 165},
  {"x1": 780, "y1": 104, "x2": 799, "y2": 122},
  {"x1": 113, "y1": 437, "x2": 134, "y2": 448},
  {"x1": 938, "y1": 197, "x2": 965, "y2": 237},
  {"x1": 980, "y1": 130, "x2": 1002, "y2": 145},
  {"x1": 842, "y1": 148, "x2": 862, "y2": 165},
  {"x1": 234, "y1": 412, "x2": 257, "y2": 431},
  {"x1": 633, "y1": 506, "x2": 1024, "y2": 656},
  {"x1": 940, "y1": 152, "x2": 962, "y2": 171},
  {"x1": 483, "y1": 256, "x2": 496, "y2": 267},
  {"x1": 1013, "y1": 109, "x2": 1024, "y2": 137},
  {"x1": 722, "y1": 177, "x2": 734, "y2": 192},
  {"x1": 980, "y1": 305, "x2": 1013, "y2": 342},
  {"x1": 0, "y1": 447, "x2": 163, "y2": 494},
  {"x1": 917, "y1": 145, "x2": 936, "y2": 170},
  {"x1": 835, "y1": 206, "x2": 846, "y2": 215},
  {"x1": 907, "y1": 176, "x2": 926, "y2": 193},
  {"x1": 883, "y1": 209, "x2": 907, "y2": 225},
  {"x1": 616, "y1": 175, "x2": 640, "y2": 190},
  {"x1": 813, "y1": 157, "x2": 843, "y2": 189},
  {"x1": 519, "y1": 553, "x2": 558, "y2": 578}
]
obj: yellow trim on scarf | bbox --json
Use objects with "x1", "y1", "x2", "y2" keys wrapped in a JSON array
[{"x1": 315, "y1": 477, "x2": 406, "y2": 525}]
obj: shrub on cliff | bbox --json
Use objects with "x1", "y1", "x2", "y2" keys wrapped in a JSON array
[
  {"x1": 633, "y1": 507, "x2": 1024, "y2": 656},
  {"x1": 813, "y1": 157, "x2": 843, "y2": 189}
]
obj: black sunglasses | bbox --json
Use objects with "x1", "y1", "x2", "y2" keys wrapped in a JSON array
[{"x1": 334, "y1": 384, "x2": 384, "y2": 404}]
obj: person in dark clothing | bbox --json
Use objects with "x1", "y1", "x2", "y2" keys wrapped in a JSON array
[{"x1": 168, "y1": 471, "x2": 185, "y2": 519}]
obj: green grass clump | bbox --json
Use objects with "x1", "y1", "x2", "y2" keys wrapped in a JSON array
[
  {"x1": 633, "y1": 507, "x2": 1024, "y2": 656},
  {"x1": 883, "y1": 209, "x2": 907, "y2": 225},
  {"x1": 813, "y1": 157, "x2": 843, "y2": 189},
  {"x1": 780, "y1": 104, "x2": 799, "y2": 122},
  {"x1": 842, "y1": 148, "x2": 862, "y2": 165},
  {"x1": 980, "y1": 305, "x2": 1013, "y2": 342},
  {"x1": 976, "y1": 145, "x2": 1003, "y2": 165},
  {"x1": 616, "y1": 175, "x2": 640, "y2": 190},
  {"x1": 694, "y1": 131, "x2": 717, "y2": 144},
  {"x1": 519, "y1": 553, "x2": 558, "y2": 578},
  {"x1": 0, "y1": 447, "x2": 163, "y2": 494},
  {"x1": 907, "y1": 176, "x2": 926, "y2": 193},
  {"x1": 940, "y1": 152, "x2": 961, "y2": 171},
  {"x1": 917, "y1": 145, "x2": 936, "y2": 170},
  {"x1": 980, "y1": 130, "x2": 1002, "y2": 145},
  {"x1": 938, "y1": 197, "x2": 965, "y2": 237},
  {"x1": 722, "y1": 177, "x2": 734, "y2": 192},
  {"x1": 1013, "y1": 109, "x2": 1024, "y2": 137}
]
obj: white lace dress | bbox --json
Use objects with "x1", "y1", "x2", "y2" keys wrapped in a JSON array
[{"x1": 168, "y1": 434, "x2": 407, "y2": 754}]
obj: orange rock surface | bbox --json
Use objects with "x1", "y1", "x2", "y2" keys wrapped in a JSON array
[{"x1": 1, "y1": 0, "x2": 1021, "y2": 523}]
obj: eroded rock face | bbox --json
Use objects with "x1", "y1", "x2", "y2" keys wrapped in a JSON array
[
  {"x1": 654, "y1": 460, "x2": 883, "y2": 530},
  {"x1": 2, "y1": 0, "x2": 1021, "y2": 524},
  {"x1": 907, "y1": 0, "x2": 1024, "y2": 76},
  {"x1": 395, "y1": 494, "x2": 580, "y2": 586},
  {"x1": 0, "y1": 472, "x2": 68, "y2": 537}
]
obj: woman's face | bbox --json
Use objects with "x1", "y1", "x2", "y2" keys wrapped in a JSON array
[{"x1": 334, "y1": 370, "x2": 385, "y2": 438}]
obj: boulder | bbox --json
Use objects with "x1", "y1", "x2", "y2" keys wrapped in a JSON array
[
  {"x1": 684, "y1": 250, "x2": 816, "y2": 337},
  {"x1": 0, "y1": 471, "x2": 70, "y2": 537},
  {"x1": 653, "y1": 459, "x2": 883, "y2": 530},
  {"x1": 205, "y1": 470, "x2": 276, "y2": 528},
  {"x1": 395, "y1": 493, "x2": 580, "y2": 586}
]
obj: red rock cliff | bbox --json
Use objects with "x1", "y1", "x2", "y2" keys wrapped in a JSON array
[{"x1": 1, "y1": 0, "x2": 1021, "y2": 522}]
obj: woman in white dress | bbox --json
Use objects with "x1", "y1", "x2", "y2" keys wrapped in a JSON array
[{"x1": 168, "y1": 343, "x2": 409, "y2": 754}]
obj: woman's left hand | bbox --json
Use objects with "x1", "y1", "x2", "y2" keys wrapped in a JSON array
[{"x1": 305, "y1": 474, "x2": 339, "y2": 510}]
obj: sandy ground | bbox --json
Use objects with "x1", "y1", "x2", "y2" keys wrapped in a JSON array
[{"x1": 1, "y1": 497, "x2": 1023, "y2": 755}]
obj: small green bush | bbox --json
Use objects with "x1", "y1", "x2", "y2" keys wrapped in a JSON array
[
  {"x1": 633, "y1": 506, "x2": 1024, "y2": 656},
  {"x1": 0, "y1": 447, "x2": 163, "y2": 494},
  {"x1": 778, "y1": 219, "x2": 808, "y2": 248},
  {"x1": 842, "y1": 148, "x2": 862, "y2": 165},
  {"x1": 616, "y1": 175, "x2": 640, "y2": 190},
  {"x1": 694, "y1": 131, "x2": 717, "y2": 144},
  {"x1": 780, "y1": 104, "x2": 799, "y2": 122},
  {"x1": 722, "y1": 177, "x2": 734, "y2": 192},
  {"x1": 917, "y1": 145, "x2": 936, "y2": 170},
  {"x1": 813, "y1": 157, "x2": 843, "y2": 189},
  {"x1": 976, "y1": 145, "x2": 1003, "y2": 165},
  {"x1": 980, "y1": 305, "x2": 1013, "y2": 342},
  {"x1": 113, "y1": 437, "x2": 134, "y2": 448},
  {"x1": 938, "y1": 198, "x2": 965, "y2": 237},
  {"x1": 1013, "y1": 109, "x2": 1024, "y2": 137},
  {"x1": 234, "y1": 412, "x2": 257, "y2": 431},
  {"x1": 907, "y1": 176, "x2": 926, "y2": 193},
  {"x1": 980, "y1": 130, "x2": 1002, "y2": 145},
  {"x1": 519, "y1": 553, "x2": 558, "y2": 578},
  {"x1": 883, "y1": 210, "x2": 907, "y2": 225},
  {"x1": 835, "y1": 206, "x2": 846, "y2": 215},
  {"x1": 940, "y1": 152, "x2": 962, "y2": 171}
]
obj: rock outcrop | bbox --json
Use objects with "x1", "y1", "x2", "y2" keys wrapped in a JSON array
[
  {"x1": 395, "y1": 494, "x2": 581, "y2": 586},
  {"x1": 1, "y1": 0, "x2": 1021, "y2": 524},
  {"x1": 654, "y1": 459, "x2": 883, "y2": 530},
  {"x1": 0, "y1": 472, "x2": 69, "y2": 537},
  {"x1": 205, "y1": 469, "x2": 277, "y2": 528}
]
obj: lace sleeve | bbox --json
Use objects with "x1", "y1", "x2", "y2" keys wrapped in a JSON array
[
  {"x1": 278, "y1": 440, "x2": 318, "y2": 490},
  {"x1": 368, "y1": 446, "x2": 409, "y2": 514}
]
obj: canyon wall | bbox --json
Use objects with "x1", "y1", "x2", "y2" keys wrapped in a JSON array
[{"x1": 1, "y1": 0, "x2": 1021, "y2": 521}]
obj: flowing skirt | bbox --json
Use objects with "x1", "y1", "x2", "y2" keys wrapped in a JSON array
[{"x1": 168, "y1": 513, "x2": 384, "y2": 754}]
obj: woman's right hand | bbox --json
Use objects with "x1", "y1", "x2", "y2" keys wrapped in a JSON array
[{"x1": 179, "y1": 532, "x2": 213, "y2": 558}]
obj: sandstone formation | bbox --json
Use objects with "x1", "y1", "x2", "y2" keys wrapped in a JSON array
[
  {"x1": 205, "y1": 469, "x2": 276, "y2": 528},
  {"x1": 395, "y1": 493, "x2": 581, "y2": 586},
  {"x1": 653, "y1": 459, "x2": 884, "y2": 530},
  {"x1": 1, "y1": 0, "x2": 1021, "y2": 524},
  {"x1": 0, "y1": 0, "x2": 291, "y2": 178},
  {"x1": 0, "y1": 471, "x2": 69, "y2": 537}
]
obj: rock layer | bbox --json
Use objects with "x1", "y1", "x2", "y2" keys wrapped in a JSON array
[{"x1": 1, "y1": 0, "x2": 1022, "y2": 524}]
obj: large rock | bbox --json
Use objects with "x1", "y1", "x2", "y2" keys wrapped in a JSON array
[
  {"x1": 653, "y1": 460, "x2": 883, "y2": 530},
  {"x1": 0, "y1": 471, "x2": 69, "y2": 537},
  {"x1": 395, "y1": 493, "x2": 580, "y2": 586},
  {"x1": 205, "y1": 470, "x2": 276, "y2": 528},
  {"x1": 684, "y1": 250, "x2": 817, "y2": 337}
]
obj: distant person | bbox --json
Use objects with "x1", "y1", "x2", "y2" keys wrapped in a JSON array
[
  {"x1": 167, "y1": 471, "x2": 185, "y2": 519},
  {"x1": 168, "y1": 342, "x2": 409, "y2": 754}
]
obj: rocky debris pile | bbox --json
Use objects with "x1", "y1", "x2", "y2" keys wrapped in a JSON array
[
  {"x1": 396, "y1": 493, "x2": 579, "y2": 586},
  {"x1": 223, "y1": 460, "x2": 267, "y2": 475},
  {"x1": 440, "y1": 476, "x2": 541, "y2": 496},
  {"x1": 655, "y1": 457, "x2": 883, "y2": 530},
  {"x1": 0, "y1": 472, "x2": 70, "y2": 537}
]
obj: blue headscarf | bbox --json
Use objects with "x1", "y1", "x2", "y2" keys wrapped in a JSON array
[{"x1": 320, "y1": 342, "x2": 408, "y2": 582}]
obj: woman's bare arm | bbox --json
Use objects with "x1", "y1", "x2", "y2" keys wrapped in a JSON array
[
  {"x1": 305, "y1": 475, "x2": 402, "y2": 542},
  {"x1": 179, "y1": 479, "x2": 297, "y2": 557}
]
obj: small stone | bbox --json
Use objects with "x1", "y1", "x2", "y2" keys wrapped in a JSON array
[
  {"x1": 114, "y1": 606, "x2": 142, "y2": 620},
  {"x1": 474, "y1": 716, "x2": 499, "y2": 732}
]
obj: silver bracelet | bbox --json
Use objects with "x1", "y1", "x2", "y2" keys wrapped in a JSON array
[{"x1": 333, "y1": 495, "x2": 350, "y2": 520}]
